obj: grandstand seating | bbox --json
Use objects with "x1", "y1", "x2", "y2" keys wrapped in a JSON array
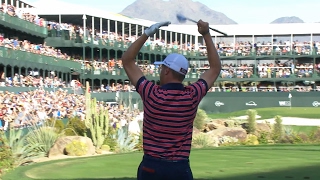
[{"x1": 0, "y1": 1, "x2": 320, "y2": 92}]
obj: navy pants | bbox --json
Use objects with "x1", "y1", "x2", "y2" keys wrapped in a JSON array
[{"x1": 137, "y1": 155, "x2": 193, "y2": 180}]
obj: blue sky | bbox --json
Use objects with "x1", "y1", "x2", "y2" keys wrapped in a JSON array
[{"x1": 26, "y1": 0, "x2": 320, "y2": 24}]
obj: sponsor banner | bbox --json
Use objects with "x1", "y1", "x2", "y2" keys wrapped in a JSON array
[
  {"x1": 279, "y1": 101, "x2": 291, "y2": 107},
  {"x1": 215, "y1": 101, "x2": 224, "y2": 107}
]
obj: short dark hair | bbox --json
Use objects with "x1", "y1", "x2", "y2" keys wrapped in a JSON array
[{"x1": 171, "y1": 69, "x2": 185, "y2": 82}]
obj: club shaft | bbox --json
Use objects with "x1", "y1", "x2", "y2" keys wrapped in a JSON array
[
  {"x1": 209, "y1": 27, "x2": 228, "y2": 36},
  {"x1": 186, "y1": 17, "x2": 198, "y2": 24},
  {"x1": 186, "y1": 17, "x2": 228, "y2": 36}
]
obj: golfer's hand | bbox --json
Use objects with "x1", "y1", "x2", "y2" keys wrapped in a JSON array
[
  {"x1": 197, "y1": 20, "x2": 210, "y2": 35},
  {"x1": 145, "y1": 21, "x2": 171, "y2": 37}
]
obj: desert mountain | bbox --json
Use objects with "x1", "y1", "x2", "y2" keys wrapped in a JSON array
[
  {"x1": 120, "y1": 0, "x2": 237, "y2": 25},
  {"x1": 271, "y1": 16, "x2": 304, "y2": 24}
]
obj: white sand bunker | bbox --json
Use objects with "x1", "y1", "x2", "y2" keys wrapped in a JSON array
[
  {"x1": 233, "y1": 115, "x2": 320, "y2": 126},
  {"x1": 257, "y1": 117, "x2": 320, "y2": 126}
]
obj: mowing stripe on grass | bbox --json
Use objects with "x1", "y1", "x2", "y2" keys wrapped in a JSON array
[{"x1": 2, "y1": 145, "x2": 320, "y2": 180}]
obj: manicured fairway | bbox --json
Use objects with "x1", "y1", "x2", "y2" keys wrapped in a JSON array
[
  {"x1": 3, "y1": 145, "x2": 320, "y2": 180},
  {"x1": 208, "y1": 107, "x2": 320, "y2": 119}
]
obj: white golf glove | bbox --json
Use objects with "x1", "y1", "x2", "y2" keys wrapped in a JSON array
[{"x1": 144, "y1": 21, "x2": 171, "y2": 37}]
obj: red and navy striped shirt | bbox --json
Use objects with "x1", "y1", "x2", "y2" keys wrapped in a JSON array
[{"x1": 136, "y1": 76, "x2": 208, "y2": 160}]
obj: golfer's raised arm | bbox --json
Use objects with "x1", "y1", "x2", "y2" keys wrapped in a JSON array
[
  {"x1": 122, "y1": 21, "x2": 171, "y2": 87},
  {"x1": 198, "y1": 20, "x2": 222, "y2": 87},
  {"x1": 122, "y1": 34, "x2": 148, "y2": 87}
]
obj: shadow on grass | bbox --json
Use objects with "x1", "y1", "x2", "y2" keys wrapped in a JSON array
[{"x1": 37, "y1": 164, "x2": 320, "y2": 180}]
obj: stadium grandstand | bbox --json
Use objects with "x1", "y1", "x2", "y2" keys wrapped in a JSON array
[{"x1": 0, "y1": 0, "x2": 320, "y2": 130}]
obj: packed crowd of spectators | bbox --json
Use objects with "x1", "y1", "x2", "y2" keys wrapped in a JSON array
[
  {"x1": 0, "y1": 3, "x2": 45, "y2": 27},
  {"x1": 0, "y1": 89, "x2": 143, "y2": 131},
  {"x1": 47, "y1": 21, "x2": 320, "y2": 57},
  {"x1": 78, "y1": 58, "x2": 320, "y2": 79},
  {"x1": 0, "y1": 34, "x2": 70, "y2": 59},
  {"x1": 1, "y1": 73, "x2": 67, "y2": 88},
  {"x1": 1, "y1": 83, "x2": 318, "y2": 131},
  {"x1": 217, "y1": 40, "x2": 320, "y2": 57}
]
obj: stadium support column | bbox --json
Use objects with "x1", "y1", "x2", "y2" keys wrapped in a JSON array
[
  {"x1": 100, "y1": 18, "x2": 102, "y2": 61},
  {"x1": 252, "y1": 35, "x2": 256, "y2": 77},
  {"x1": 129, "y1": 23, "x2": 131, "y2": 38},
  {"x1": 3, "y1": 66, "x2": 6, "y2": 78},
  {"x1": 170, "y1": 31, "x2": 172, "y2": 47},
  {"x1": 252, "y1": 35, "x2": 255, "y2": 55},
  {"x1": 136, "y1": 24, "x2": 138, "y2": 37},
  {"x1": 194, "y1": 36, "x2": 198, "y2": 51},
  {"x1": 175, "y1": 32, "x2": 177, "y2": 48},
  {"x1": 290, "y1": 34, "x2": 293, "y2": 55},
  {"x1": 180, "y1": 33, "x2": 182, "y2": 49},
  {"x1": 11, "y1": 66, "x2": 13, "y2": 78},
  {"x1": 82, "y1": 14, "x2": 87, "y2": 61},
  {"x1": 107, "y1": 19, "x2": 110, "y2": 37},
  {"x1": 91, "y1": 16, "x2": 94, "y2": 61},
  {"x1": 4, "y1": 0, "x2": 7, "y2": 6},
  {"x1": 164, "y1": 30, "x2": 167, "y2": 46},
  {"x1": 185, "y1": 34, "x2": 187, "y2": 51},
  {"x1": 115, "y1": 21, "x2": 118, "y2": 40},
  {"x1": 16, "y1": 0, "x2": 19, "y2": 8},
  {"x1": 107, "y1": 19, "x2": 110, "y2": 60},
  {"x1": 122, "y1": 22, "x2": 125, "y2": 41},
  {"x1": 233, "y1": 35, "x2": 236, "y2": 52},
  {"x1": 311, "y1": 33, "x2": 316, "y2": 77}
]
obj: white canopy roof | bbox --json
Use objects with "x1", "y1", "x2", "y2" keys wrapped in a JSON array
[{"x1": 27, "y1": 0, "x2": 320, "y2": 37}]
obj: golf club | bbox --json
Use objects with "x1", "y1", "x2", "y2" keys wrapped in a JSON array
[{"x1": 176, "y1": 13, "x2": 228, "y2": 36}]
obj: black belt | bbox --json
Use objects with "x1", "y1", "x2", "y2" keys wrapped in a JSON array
[{"x1": 143, "y1": 154, "x2": 189, "y2": 163}]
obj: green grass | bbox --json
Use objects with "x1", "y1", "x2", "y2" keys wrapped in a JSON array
[
  {"x1": 285, "y1": 125, "x2": 319, "y2": 134},
  {"x1": 208, "y1": 107, "x2": 320, "y2": 119},
  {"x1": 3, "y1": 145, "x2": 320, "y2": 180}
]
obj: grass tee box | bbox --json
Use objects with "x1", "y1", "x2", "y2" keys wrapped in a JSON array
[
  {"x1": 3, "y1": 145, "x2": 320, "y2": 180},
  {"x1": 208, "y1": 107, "x2": 320, "y2": 119}
]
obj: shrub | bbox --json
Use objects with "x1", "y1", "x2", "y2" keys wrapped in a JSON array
[
  {"x1": 65, "y1": 117, "x2": 87, "y2": 136},
  {"x1": 0, "y1": 133, "x2": 14, "y2": 175},
  {"x1": 309, "y1": 128, "x2": 320, "y2": 143},
  {"x1": 257, "y1": 131, "x2": 270, "y2": 144},
  {"x1": 284, "y1": 126, "x2": 294, "y2": 136},
  {"x1": 219, "y1": 136, "x2": 239, "y2": 146},
  {"x1": 103, "y1": 127, "x2": 117, "y2": 151},
  {"x1": 246, "y1": 109, "x2": 257, "y2": 134},
  {"x1": 244, "y1": 134, "x2": 259, "y2": 145},
  {"x1": 115, "y1": 127, "x2": 138, "y2": 153},
  {"x1": 194, "y1": 109, "x2": 207, "y2": 130},
  {"x1": 296, "y1": 133, "x2": 310, "y2": 143},
  {"x1": 192, "y1": 133, "x2": 219, "y2": 148},
  {"x1": 280, "y1": 132, "x2": 310, "y2": 144},
  {"x1": 224, "y1": 120, "x2": 242, "y2": 128},
  {"x1": 26, "y1": 123, "x2": 61, "y2": 157},
  {"x1": 101, "y1": 145, "x2": 110, "y2": 151},
  {"x1": 4, "y1": 128, "x2": 44, "y2": 167},
  {"x1": 46, "y1": 118, "x2": 65, "y2": 134},
  {"x1": 272, "y1": 116, "x2": 283, "y2": 142},
  {"x1": 65, "y1": 140, "x2": 88, "y2": 156},
  {"x1": 135, "y1": 132, "x2": 143, "y2": 151}
]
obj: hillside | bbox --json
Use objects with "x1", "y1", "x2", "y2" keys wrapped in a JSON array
[
  {"x1": 271, "y1": 16, "x2": 304, "y2": 24},
  {"x1": 120, "y1": 0, "x2": 237, "y2": 25}
]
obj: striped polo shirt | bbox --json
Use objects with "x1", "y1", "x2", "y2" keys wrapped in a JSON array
[{"x1": 136, "y1": 76, "x2": 208, "y2": 160}]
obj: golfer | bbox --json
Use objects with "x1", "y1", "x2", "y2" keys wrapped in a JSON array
[{"x1": 122, "y1": 20, "x2": 221, "y2": 180}]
